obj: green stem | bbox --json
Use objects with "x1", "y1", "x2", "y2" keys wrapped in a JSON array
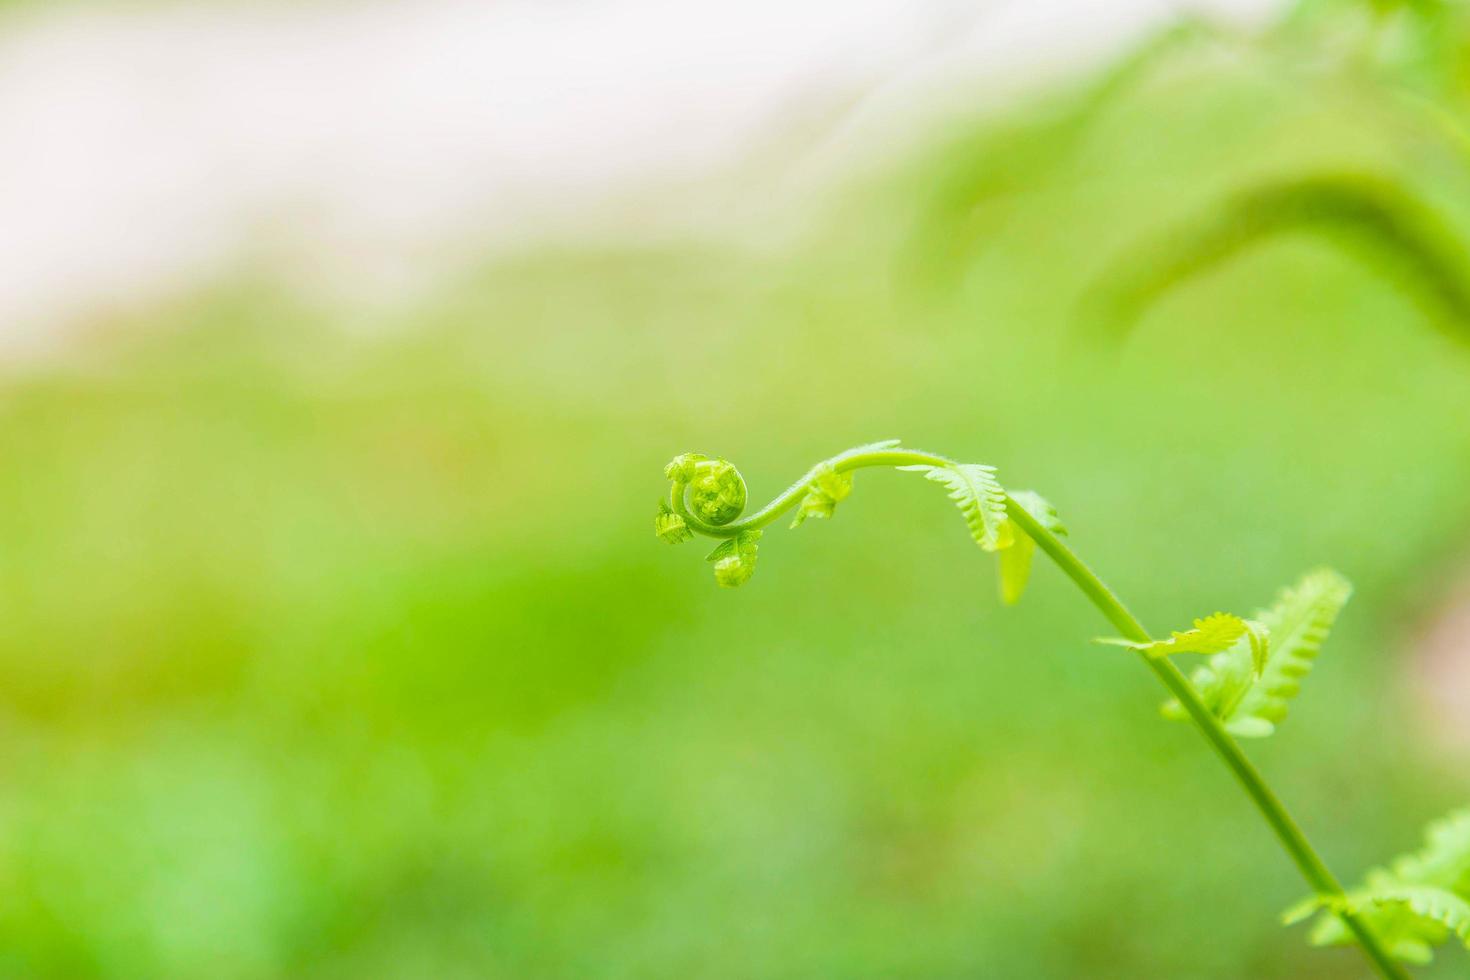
[
  {"x1": 1004, "y1": 496, "x2": 1411, "y2": 980},
  {"x1": 671, "y1": 448, "x2": 956, "y2": 537}
]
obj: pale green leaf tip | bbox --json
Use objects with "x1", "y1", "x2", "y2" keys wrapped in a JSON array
[
  {"x1": 907, "y1": 462, "x2": 1007, "y2": 551},
  {"x1": 709, "y1": 530, "x2": 760, "y2": 587},
  {"x1": 791, "y1": 463, "x2": 853, "y2": 529},
  {"x1": 1281, "y1": 895, "x2": 1330, "y2": 926},
  {"x1": 713, "y1": 555, "x2": 755, "y2": 587},
  {"x1": 655, "y1": 500, "x2": 693, "y2": 544}
]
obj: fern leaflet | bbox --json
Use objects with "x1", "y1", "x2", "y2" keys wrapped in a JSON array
[
  {"x1": 900, "y1": 463, "x2": 1007, "y2": 551},
  {"x1": 996, "y1": 490, "x2": 1065, "y2": 605},
  {"x1": 1365, "y1": 886, "x2": 1470, "y2": 949},
  {"x1": 1290, "y1": 808, "x2": 1470, "y2": 964},
  {"x1": 1161, "y1": 568, "x2": 1350, "y2": 738},
  {"x1": 1100, "y1": 612, "x2": 1265, "y2": 665}
]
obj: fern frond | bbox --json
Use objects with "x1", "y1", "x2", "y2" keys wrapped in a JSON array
[
  {"x1": 1306, "y1": 880, "x2": 1465, "y2": 965},
  {"x1": 1232, "y1": 568, "x2": 1350, "y2": 735},
  {"x1": 901, "y1": 463, "x2": 1007, "y2": 551},
  {"x1": 1100, "y1": 612, "x2": 1260, "y2": 660},
  {"x1": 1162, "y1": 568, "x2": 1350, "y2": 738},
  {"x1": 1392, "y1": 809, "x2": 1470, "y2": 891},
  {"x1": 995, "y1": 490, "x2": 1064, "y2": 605},
  {"x1": 1365, "y1": 886, "x2": 1470, "y2": 950},
  {"x1": 1289, "y1": 807, "x2": 1470, "y2": 964},
  {"x1": 1309, "y1": 893, "x2": 1443, "y2": 966}
]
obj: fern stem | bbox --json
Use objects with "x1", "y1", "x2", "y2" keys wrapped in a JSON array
[
  {"x1": 670, "y1": 449, "x2": 957, "y2": 537},
  {"x1": 1004, "y1": 497, "x2": 1412, "y2": 980}
]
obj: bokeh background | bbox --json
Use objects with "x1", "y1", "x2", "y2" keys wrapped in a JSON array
[{"x1": 1, "y1": 0, "x2": 1469, "y2": 976}]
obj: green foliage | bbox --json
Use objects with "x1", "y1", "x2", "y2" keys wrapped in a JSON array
[
  {"x1": 1160, "y1": 569, "x2": 1351, "y2": 738},
  {"x1": 995, "y1": 490, "x2": 1064, "y2": 605},
  {"x1": 908, "y1": 17, "x2": 1218, "y2": 287},
  {"x1": 899, "y1": 462, "x2": 1008, "y2": 552},
  {"x1": 21, "y1": 4, "x2": 1470, "y2": 972},
  {"x1": 790, "y1": 463, "x2": 853, "y2": 528},
  {"x1": 1100, "y1": 612, "x2": 1267, "y2": 669},
  {"x1": 655, "y1": 440, "x2": 1463, "y2": 977},
  {"x1": 661, "y1": 444, "x2": 1022, "y2": 587},
  {"x1": 1364, "y1": 887, "x2": 1470, "y2": 954},
  {"x1": 1290, "y1": 810, "x2": 1470, "y2": 964},
  {"x1": 654, "y1": 499, "x2": 693, "y2": 544},
  {"x1": 1085, "y1": 173, "x2": 1470, "y2": 346},
  {"x1": 686, "y1": 458, "x2": 748, "y2": 526},
  {"x1": 707, "y1": 530, "x2": 762, "y2": 588}
]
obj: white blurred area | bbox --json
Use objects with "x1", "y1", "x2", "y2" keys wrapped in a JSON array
[{"x1": 0, "y1": 0, "x2": 1276, "y2": 349}]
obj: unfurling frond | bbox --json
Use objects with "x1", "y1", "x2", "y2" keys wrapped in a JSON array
[
  {"x1": 791, "y1": 463, "x2": 854, "y2": 528},
  {"x1": 1364, "y1": 886, "x2": 1470, "y2": 950},
  {"x1": 1163, "y1": 568, "x2": 1350, "y2": 738},
  {"x1": 995, "y1": 490, "x2": 1064, "y2": 605},
  {"x1": 706, "y1": 529, "x2": 761, "y2": 588},
  {"x1": 1288, "y1": 808, "x2": 1470, "y2": 964},
  {"x1": 661, "y1": 442, "x2": 1010, "y2": 590},
  {"x1": 1100, "y1": 612, "x2": 1264, "y2": 664},
  {"x1": 901, "y1": 463, "x2": 1007, "y2": 551}
]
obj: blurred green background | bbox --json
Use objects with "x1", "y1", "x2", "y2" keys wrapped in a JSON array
[{"x1": 3, "y1": 1, "x2": 1470, "y2": 977}]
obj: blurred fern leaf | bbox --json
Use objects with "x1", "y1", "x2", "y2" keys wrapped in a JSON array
[
  {"x1": 1293, "y1": 810, "x2": 1470, "y2": 964},
  {"x1": 996, "y1": 490, "x2": 1065, "y2": 605}
]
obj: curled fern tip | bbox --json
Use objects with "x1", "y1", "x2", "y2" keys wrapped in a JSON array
[{"x1": 683, "y1": 458, "x2": 747, "y2": 526}]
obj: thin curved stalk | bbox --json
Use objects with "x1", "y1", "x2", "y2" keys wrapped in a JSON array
[{"x1": 1005, "y1": 498, "x2": 1411, "y2": 980}]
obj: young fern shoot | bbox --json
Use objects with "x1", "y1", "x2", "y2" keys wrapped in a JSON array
[
  {"x1": 1285, "y1": 809, "x2": 1470, "y2": 967},
  {"x1": 654, "y1": 441, "x2": 1461, "y2": 978}
]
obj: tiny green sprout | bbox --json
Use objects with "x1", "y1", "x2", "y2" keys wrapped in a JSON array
[
  {"x1": 790, "y1": 462, "x2": 852, "y2": 528},
  {"x1": 654, "y1": 500, "x2": 692, "y2": 544},
  {"x1": 653, "y1": 440, "x2": 1445, "y2": 979},
  {"x1": 707, "y1": 529, "x2": 761, "y2": 588}
]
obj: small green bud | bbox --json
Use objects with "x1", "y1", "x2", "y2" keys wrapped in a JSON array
[
  {"x1": 713, "y1": 554, "x2": 755, "y2": 588},
  {"x1": 706, "y1": 529, "x2": 760, "y2": 587},
  {"x1": 790, "y1": 463, "x2": 853, "y2": 528},
  {"x1": 655, "y1": 500, "x2": 692, "y2": 544}
]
